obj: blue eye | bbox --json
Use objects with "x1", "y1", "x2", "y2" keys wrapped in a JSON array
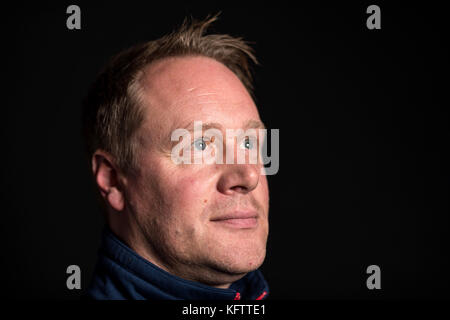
[
  {"x1": 193, "y1": 138, "x2": 207, "y2": 151},
  {"x1": 242, "y1": 137, "x2": 255, "y2": 149}
]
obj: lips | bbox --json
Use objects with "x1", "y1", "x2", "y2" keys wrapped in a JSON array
[{"x1": 210, "y1": 211, "x2": 258, "y2": 229}]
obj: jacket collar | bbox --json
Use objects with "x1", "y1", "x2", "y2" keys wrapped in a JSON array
[{"x1": 87, "y1": 227, "x2": 269, "y2": 300}]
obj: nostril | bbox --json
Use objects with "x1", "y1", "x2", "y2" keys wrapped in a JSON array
[{"x1": 231, "y1": 186, "x2": 247, "y2": 193}]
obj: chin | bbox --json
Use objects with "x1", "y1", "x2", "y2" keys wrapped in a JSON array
[
  {"x1": 197, "y1": 250, "x2": 266, "y2": 287},
  {"x1": 198, "y1": 226, "x2": 268, "y2": 278},
  {"x1": 213, "y1": 245, "x2": 267, "y2": 275}
]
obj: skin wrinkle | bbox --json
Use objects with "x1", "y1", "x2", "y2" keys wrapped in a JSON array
[
  {"x1": 102, "y1": 55, "x2": 269, "y2": 289},
  {"x1": 195, "y1": 92, "x2": 217, "y2": 97}
]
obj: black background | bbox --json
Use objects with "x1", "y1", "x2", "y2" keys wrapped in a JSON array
[{"x1": 1, "y1": 1, "x2": 449, "y2": 300}]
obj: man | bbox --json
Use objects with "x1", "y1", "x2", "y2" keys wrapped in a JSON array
[{"x1": 82, "y1": 14, "x2": 270, "y2": 300}]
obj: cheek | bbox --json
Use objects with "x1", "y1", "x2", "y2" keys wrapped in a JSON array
[
  {"x1": 165, "y1": 174, "x2": 214, "y2": 215},
  {"x1": 257, "y1": 176, "x2": 270, "y2": 208},
  {"x1": 140, "y1": 155, "x2": 214, "y2": 211},
  {"x1": 260, "y1": 176, "x2": 269, "y2": 194},
  {"x1": 158, "y1": 174, "x2": 215, "y2": 247}
]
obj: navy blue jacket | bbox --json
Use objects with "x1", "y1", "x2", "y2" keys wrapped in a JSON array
[{"x1": 86, "y1": 227, "x2": 269, "y2": 300}]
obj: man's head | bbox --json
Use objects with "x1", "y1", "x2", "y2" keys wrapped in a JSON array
[{"x1": 82, "y1": 15, "x2": 269, "y2": 288}]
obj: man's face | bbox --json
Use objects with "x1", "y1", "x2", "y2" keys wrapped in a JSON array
[{"x1": 125, "y1": 56, "x2": 269, "y2": 287}]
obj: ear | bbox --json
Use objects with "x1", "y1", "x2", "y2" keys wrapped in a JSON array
[{"x1": 91, "y1": 150, "x2": 125, "y2": 212}]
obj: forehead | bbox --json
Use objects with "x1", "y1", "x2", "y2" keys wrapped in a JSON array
[{"x1": 137, "y1": 56, "x2": 261, "y2": 135}]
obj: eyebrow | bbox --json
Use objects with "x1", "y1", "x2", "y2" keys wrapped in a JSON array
[
  {"x1": 173, "y1": 119, "x2": 267, "y2": 133},
  {"x1": 244, "y1": 119, "x2": 267, "y2": 130}
]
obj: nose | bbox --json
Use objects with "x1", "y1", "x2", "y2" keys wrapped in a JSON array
[{"x1": 217, "y1": 164, "x2": 260, "y2": 195}]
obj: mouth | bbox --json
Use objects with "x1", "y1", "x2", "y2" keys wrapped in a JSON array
[{"x1": 210, "y1": 211, "x2": 258, "y2": 229}]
